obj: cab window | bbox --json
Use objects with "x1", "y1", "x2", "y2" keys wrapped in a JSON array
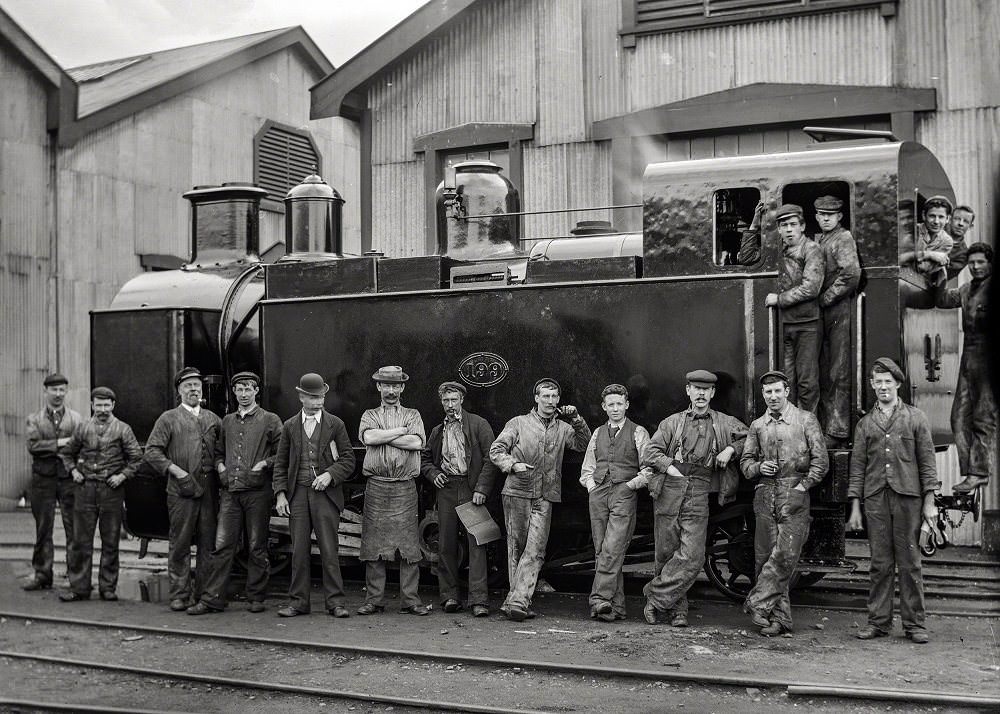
[
  {"x1": 781, "y1": 181, "x2": 852, "y2": 237},
  {"x1": 713, "y1": 187, "x2": 761, "y2": 266}
]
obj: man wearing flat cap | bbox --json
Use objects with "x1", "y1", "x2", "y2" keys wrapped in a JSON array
[
  {"x1": 936, "y1": 242, "x2": 995, "y2": 494},
  {"x1": 813, "y1": 195, "x2": 861, "y2": 448},
  {"x1": 741, "y1": 370, "x2": 827, "y2": 636},
  {"x1": 188, "y1": 372, "x2": 283, "y2": 616},
  {"x1": 579, "y1": 384, "x2": 652, "y2": 622},
  {"x1": 58, "y1": 387, "x2": 142, "y2": 601},
  {"x1": 762, "y1": 204, "x2": 824, "y2": 414},
  {"x1": 357, "y1": 366, "x2": 430, "y2": 615},
  {"x1": 144, "y1": 367, "x2": 222, "y2": 611},
  {"x1": 641, "y1": 371, "x2": 748, "y2": 627},
  {"x1": 24, "y1": 372, "x2": 82, "y2": 591},
  {"x1": 910, "y1": 195, "x2": 954, "y2": 282},
  {"x1": 490, "y1": 378, "x2": 591, "y2": 621},
  {"x1": 420, "y1": 381, "x2": 500, "y2": 617},
  {"x1": 271, "y1": 373, "x2": 356, "y2": 617},
  {"x1": 847, "y1": 358, "x2": 937, "y2": 644}
]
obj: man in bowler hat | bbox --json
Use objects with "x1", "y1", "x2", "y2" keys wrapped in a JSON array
[
  {"x1": 188, "y1": 372, "x2": 283, "y2": 615},
  {"x1": 272, "y1": 373, "x2": 356, "y2": 617},
  {"x1": 421, "y1": 381, "x2": 500, "y2": 617},
  {"x1": 144, "y1": 367, "x2": 222, "y2": 611},
  {"x1": 24, "y1": 373, "x2": 82, "y2": 590}
]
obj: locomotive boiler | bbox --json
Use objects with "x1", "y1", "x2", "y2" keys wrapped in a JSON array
[{"x1": 92, "y1": 128, "x2": 977, "y2": 598}]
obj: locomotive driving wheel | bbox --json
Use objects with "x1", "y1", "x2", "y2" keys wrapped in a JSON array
[{"x1": 703, "y1": 508, "x2": 756, "y2": 601}]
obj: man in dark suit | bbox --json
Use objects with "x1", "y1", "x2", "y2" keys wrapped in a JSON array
[
  {"x1": 420, "y1": 381, "x2": 499, "y2": 617},
  {"x1": 272, "y1": 372, "x2": 356, "y2": 618}
]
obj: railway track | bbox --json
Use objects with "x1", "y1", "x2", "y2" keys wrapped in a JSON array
[{"x1": 0, "y1": 611, "x2": 996, "y2": 711}]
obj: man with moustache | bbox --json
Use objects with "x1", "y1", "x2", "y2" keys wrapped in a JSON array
[
  {"x1": 641, "y1": 371, "x2": 747, "y2": 627},
  {"x1": 813, "y1": 195, "x2": 861, "y2": 447},
  {"x1": 421, "y1": 381, "x2": 499, "y2": 617},
  {"x1": 490, "y1": 378, "x2": 591, "y2": 622},
  {"x1": 187, "y1": 372, "x2": 284, "y2": 616},
  {"x1": 936, "y1": 242, "x2": 995, "y2": 493},
  {"x1": 357, "y1": 366, "x2": 430, "y2": 616},
  {"x1": 945, "y1": 205, "x2": 976, "y2": 280},
  {"x1": 848, "y1": 358, "x2": 937, "y2": 644},
  {"x1": 144, "y1": 367, "x2": 221, "y2": 611},
  {"x1": 58, "y1": 387, "x2": 142, "y2": 602},
  {"x1": 24, "y1": 373, "x2": 82, "y2": 591},
  {"x1": 272, "y1": 373, "x2": 356, "y2": 618},
  {"x1": 579, "y1": 384, "x2": 651, "y2": 622},
  {"x1": 741, "y1": 371, "x2": 827, "y2": 636}
]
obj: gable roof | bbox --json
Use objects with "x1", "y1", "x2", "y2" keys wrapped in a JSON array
[
  {"x1": 58, "y1": 26, "x2": 334, "y2": 146},
  {"x1": 310, "y1": 0, "x2": 478, "y2": 120},
  {"x1": 0, "y1": 6, "x2": 63, "y2": 86}
]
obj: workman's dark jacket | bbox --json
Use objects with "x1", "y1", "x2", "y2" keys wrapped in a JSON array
[
  {"x1": 935, "y1": 276, "x2": 990, "y2": 345},
  {"x1": 144, "y1": 406, "x2": 221, "y2": 498},
  {"x1": 741, "y1": 403, "x2": 828, "y2": 489},
  {"x1": 420, "y1": 409, "x2": 500, "y2": 497},
  {"x1": 777, "y1": 239, "x2": 824, "y2": 323},
  {"x1": 642, "y1": 409, "x2": 748, "y2": 501},
  {"x1": 214, "y1": 406, "x2": 283, "y2": 492},
  {"x1": 272, "y1": 410, "x2": 356, "y2": 511},
  {"x1": 61, "y1": 415, "x2": 142, "y2": 481},
  {"x1": 848, "y1": 402, "x2": 938, "y2": 499},
  {"x1": 26, "y1": 406, "x2": 82, "y2": 478},
  {"x1": 816, "y1": 226, "x2": 861, "y2": 308}
]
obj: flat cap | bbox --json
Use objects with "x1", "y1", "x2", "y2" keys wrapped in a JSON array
[
  {"x1": 231, "y1": 371, "x2": 261, "y2": 387},
  {"x1": 814, "y1": 195, "x2": 843, "y2": 212},
  {"x1": 759, "y1": 370, "x2": 790, "y2": 386},
  {"x1": 872, "y1": 357, "x2": 906, "y2": 383},
  {"x1": 438, "y1": 381, "x2": 467, "y2": 396},
  {"x1": 924, "y1": 195, "x2": 954, "y2": 214},
  {"x1": 533, "y1": 377, "x2": 561, "y2": 394},
  {"x1": 43, "y1": 373, "x2": 68, "y2": 387},
  {"x1": 775, "y1": 204, "x2": 804, "y2": 221},
  {"x1": 372, "y1": 365, "x2": 408, "y2": 383},
  {"x1": 295, "y1": 373, "x2": 329, "y2": 396},
  {"x1": 173, "y1": 366, "x2": 203, "y2": 387},
  {"x1": 90, "y1": 386, "x2": 116, "y2": 401},
  {"x1": 686, "y1": 370, "x2": 717, "y2": 387}
]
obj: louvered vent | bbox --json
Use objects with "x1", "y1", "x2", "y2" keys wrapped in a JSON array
[
  {"x1": 628, "y1": 0, "x2": 890, "y2": 35},
  {"x1": 254, "y1": 122, "x2": 322, "y2": 205}
]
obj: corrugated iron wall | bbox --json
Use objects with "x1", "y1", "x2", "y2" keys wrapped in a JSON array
[
  {"x1": 0, "y1": 43, "x2": 54, "y2": 504},
  {"x1": 522, "y1": 142, "x2": 613, "y2": 241}
]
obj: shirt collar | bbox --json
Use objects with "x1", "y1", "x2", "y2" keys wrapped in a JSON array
[
  {"x1": 532, "y1": 408, "x2": 556, "y2": 426},
  {"x1": 685, "y1": 408, "x2": 712, "y2": 420},
  {"x1": 47, "y1": 406, "x2": 65, "y2": 420},
  {"x1": 875, "y1": 398, "x2": 899, "y2": 416},
  {"x1": 301, "y1": 410, "x2": 320, "y2": 423},
  {"x1": 181, "y1": 403, "x2": 201, "y2": 416},
  {"x1": 445, "y1": 411, "x2": 463, "y2": 424},
  {"x1": 238, "y1": 404, "x2": 258, "y2": 418},
  {"x1": 764, "y1": 403, "x2": 791, "y2": 424}
]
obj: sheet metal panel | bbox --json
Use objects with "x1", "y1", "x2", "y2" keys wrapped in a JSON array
[
  {"x1": 536, "y1": 0, "x2": 586, "y2": 145},
  {"x1": 942, "y1": 0, "x2": 1000, "y2": 110},
  {"x1": 583, "y1": 0, "x2": 629, "y2": 123},
  {"x1": 522, "y1": 142, "x2": 613, "y2": 242},
  {"x1": 370, "y1": 161, "x2": 425, "y2": 257}
]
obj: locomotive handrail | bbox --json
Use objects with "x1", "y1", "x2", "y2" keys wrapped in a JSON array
[{"x1": 461, "y1": 203, "x2": 642, "y2": 220}]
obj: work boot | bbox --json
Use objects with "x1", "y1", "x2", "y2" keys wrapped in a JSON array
[
  {"x1": 760, "y1": 621, "x2": 790, "y2": 637},
  {"x1": 442, "y1": 598, "x2": 462, "y2": 613},
  {"x1": 248, "y1": 601, "x2": 266, "y2": 613},
  {"x1": 186, "y1": 602, "x2": 219, "y2": 616},
  {"x1": 670, "y1": 613, "x2": 688, "y2": 628},
  {"x1": 22, "y1": 578, "x2": 51, "y2": 592},
  {"x1": 59, "y1": 591, "x2": 89, "y2": 602},
  {"x1": 952, "y1": 475, "x2": 988, "y2": 493},
  {"x1": 471, "y1": 605, "x2": 490, "y2": 618},
  {"x1": 643, "y1": 601, "x2": 659, "y2": 625},
  {"x1": 748, "y1": 610, "x2": 770, "y2": 629},
  {"x1": 169, "y1": 598, "x2": 190, "y2": 612},
  {"x1": 856, "y1": 625, "x2": 888, "y2": 640},
  {"x1": 99, "y1": 591, "x2": 118, "y2": 601},
  {"x1": 505, "y1": 605, "x2": 528, "y2": 622},
  {"x1": 906, "y1": 630, "x2": 930, "y2": 644}
]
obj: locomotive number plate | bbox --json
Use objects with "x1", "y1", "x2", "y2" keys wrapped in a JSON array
[{"x1": 458, "y1": 352, "x2": 509, "y2": 388}]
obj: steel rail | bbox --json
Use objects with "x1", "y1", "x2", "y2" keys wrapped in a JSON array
[
  {"x1": 787, "y1": 684, "x2": 1000, "y2": 707},
  {"x1": 2, "y1": 610, "x2": 994, "y2": 707},
  {"x1": 0, "y1": 650, "x2": 548, "y2": 714},
  {"x1": 0, "y1": 699, "x2": 180, "y2": 714}
]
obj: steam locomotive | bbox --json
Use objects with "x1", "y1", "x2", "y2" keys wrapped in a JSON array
[{"x1": 92, "y1": 127, "x2": 979, "y2": 599}]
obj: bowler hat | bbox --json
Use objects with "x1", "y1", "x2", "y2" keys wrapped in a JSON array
[
  {"x1": 372, "y1": 365, "x2": 408, "y2": 383},
  {"x1": 775, "y1": 204, "x2": 804, "y2": 221},
  {"x1": 686, "y1": 370, "x2": 717, "y2": 387},
  {"x1": 295, "y1": 373, "x2": 330, "y2": 396},
  {"x1": 814, "y1": 195, "x2": 843, "y2": 212},
  {"x1": 90, "y1": 386, "x2": 116, "y2": 401},
  {"x1": 438, "y1": 381, "x2": 467, "y2": 396},
  {"x1": 871, "y1": 357, "x2": 906, "y2": 383},
  {"x1": 43, "y1": 373, "x2": 68, "y2": 387},
  {"x1": 231, "y1": 371, "x2": 261, "y2": 387},
  {"x1": 759, "y1": 370, "x2": 790, "y2": 386},
  {"x1": 173, "y1": 367, "x2": 203, "y2": 388}
]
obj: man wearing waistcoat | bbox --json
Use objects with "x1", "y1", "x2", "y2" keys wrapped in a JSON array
[
  {"x1": 24, "y1": 373, "x2": 82, "y2": 591},
  {"x1": 272, "y1": 373, "x2": 356, "y2": 617},
  {"x1": 490, "y1": 378, "x2": 591, "y2": 622},
  {"x1": 579, "y1": 384, "x2": 651, "y2": 622},
  {"x1": 144, "y1": 367, "x2": 222, "y2": 611},
  {"x1": 187, "y1": 371, "x2": 283, "y2": 615},
  {"x1": 421, "y1": 381, "x2": 500, "y2": 617},
  {"x1": 741, "y1": 370, "x2": 828, "y2": 636},
  {"x1": 641, "y1": 371, "x2": 748, "y2": 627}
]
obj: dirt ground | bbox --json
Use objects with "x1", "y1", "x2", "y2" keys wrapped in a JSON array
[{"x1": 0, "y1": 557, "x2": 997, "y2": 713}]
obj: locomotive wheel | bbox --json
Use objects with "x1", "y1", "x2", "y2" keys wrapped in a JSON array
[
  {"x1": 703, "y1": 510, "x2": 756, "y2": 602},
  {"x1": 418, "y1": 509, "x2": 468, "y2": 571}
]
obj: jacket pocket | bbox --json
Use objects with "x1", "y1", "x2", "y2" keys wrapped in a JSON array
[
  {"x1": 244, "y1": 468, "x2": 265, "y2": 489},
  {"x1": 174, "y1": 473, "x2": 203, "y2": 498}
]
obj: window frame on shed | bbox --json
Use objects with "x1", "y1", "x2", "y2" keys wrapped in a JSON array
[
  {"x1": 254, "y1": 120, "x2": 323, "y2": 213},
  {"x1": 620, "y1": 0, "x2": 898, "y2": 47}
]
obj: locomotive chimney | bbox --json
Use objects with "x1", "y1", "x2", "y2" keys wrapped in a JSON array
[
  {"x1": 182, "y1": 183, "x2": 268, "y2": 267},
  {"x1": 283, "y1": 173, "x2": 345, "y2": 257}
]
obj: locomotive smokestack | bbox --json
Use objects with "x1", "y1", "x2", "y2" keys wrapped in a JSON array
[
  {"x1": 283, "y1": 174, "x2": 345, "y2": 257},
  {"x1": 182, "y1": 183, "x2": 268, "y2": 266}
]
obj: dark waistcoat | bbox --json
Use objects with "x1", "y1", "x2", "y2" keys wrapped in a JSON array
[
  {"x1": 296, "y1": 422, "x2": 320, "y2": 486},
  {"x1": 594, "y1": 419, "x2": 639, "y2": 485}
]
